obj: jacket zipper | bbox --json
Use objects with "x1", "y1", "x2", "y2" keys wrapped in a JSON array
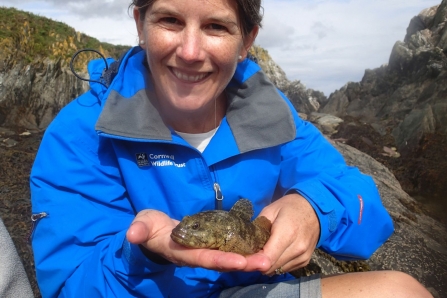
[
  {"x1": 27, "y1": 212, "x2": 48, "y2": 243},
  {"x1": 211, "y1": 165, "x2": 224, "y2": 210},
  {"x1": 213, "y1": 183, "x2": 224, "y2": 210}
]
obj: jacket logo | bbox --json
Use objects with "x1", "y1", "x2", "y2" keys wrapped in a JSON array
[
  {"x1": 135, "y1": 152, "x2": 186, "y2": 168},
  {"x1": 135, "y1": 153, "x2": 149, "y2": 167}
]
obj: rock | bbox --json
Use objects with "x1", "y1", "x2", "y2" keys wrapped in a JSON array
[
  {"x1": 319, "y1": 1, "x2": 447, "y2": 200},
  {"x1": 0, "y1": 58, "x2": 89, "y2": 129},
  {"x1": 0, "y1": 127, "x2": 15, "y2": 136},
  {"x1": 308, "y1": 112, "x2": 344, "y2": 135},
  {"x1": 392, "y1": 106, "x2": 436, "y2": 155},
  {"x1": 381, "y1": 146, "x2": 400, "y2": 158},
  {"x1": 249, "y1": 45, "x2": 328, "y2": 115},
  {"x1": 299, "y1": 141, "x2": 447, "y2": 296},
  {"x1": 1, "y1": 138, "x2": 18, "y2": 148},
  {"x1": 282, "y1": 81, "x2": 327, "y2": 115},
  {"x1": 249, "y1": 45, "x2": 289, "y2": 90}
]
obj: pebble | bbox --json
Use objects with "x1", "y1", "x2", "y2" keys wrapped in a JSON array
[{"x1": 2, "y1": 138, "x2": 18, "y2": 148}]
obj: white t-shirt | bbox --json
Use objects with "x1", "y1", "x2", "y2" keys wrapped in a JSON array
[{"x1": 176, "y1": 127, "x2": 218, "y2": 153}]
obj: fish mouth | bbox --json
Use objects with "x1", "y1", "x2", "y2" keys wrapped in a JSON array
[{"x1": 170, "y1": 228, "x2": 190, "y2": 246}]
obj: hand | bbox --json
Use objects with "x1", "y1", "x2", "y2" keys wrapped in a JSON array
[
  {"x1": 244, "y1": 193, "x2": 320, "y2": 275},
  {"x1": 126, "y1": 209, "x2": 249, "y2": 271}
]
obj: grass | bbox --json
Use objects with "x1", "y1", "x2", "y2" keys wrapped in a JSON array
[{"x1": 0, "y1": 6, "x2": 130, "y2": 67}]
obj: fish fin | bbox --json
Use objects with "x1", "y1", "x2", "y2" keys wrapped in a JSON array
[
  {"x1": 253, "y1": 216, "x2": 272, "y2": 232},
  {"x1": 229, "y1": 199, "x2": 254, "y2": 222}
]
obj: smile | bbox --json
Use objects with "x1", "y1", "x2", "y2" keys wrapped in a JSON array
[{"x1": 171, "y1": 68, "x2": 210, "y2": 83}]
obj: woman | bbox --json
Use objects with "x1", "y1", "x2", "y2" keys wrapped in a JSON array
[{"x1": 30, "y1": 0, "x2": 432, "y2": 297}]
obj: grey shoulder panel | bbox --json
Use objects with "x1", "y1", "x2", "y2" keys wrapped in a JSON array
[
  {"x1": 226, "y1": 71, "x2": 296, "y2": 153},
  {"x1": 95, "y1": 89, "x2": 171, "y2": 140}
]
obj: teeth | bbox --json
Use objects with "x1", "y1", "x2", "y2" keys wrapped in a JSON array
[{"x1": 173, "y1": 69, "x2": 207, "y2": 82}]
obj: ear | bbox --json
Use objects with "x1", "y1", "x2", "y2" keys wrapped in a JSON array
[
  {"x1": 133, "y1": 8, "x2": 146, "y2": 48},
  {"x1": 240, "y1": 25, "x2": 259, "y2": 60}
]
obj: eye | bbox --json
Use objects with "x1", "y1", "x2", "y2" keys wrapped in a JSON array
[
  {"x1": 191, "y1": 222, "x2": 200, "y2": 230},
  {"x1": 160, "y1": 17, "x2": 180, "y2": 25},
  {"x1": 207, "y1": 23, "x2": 227, "y2": 31}
]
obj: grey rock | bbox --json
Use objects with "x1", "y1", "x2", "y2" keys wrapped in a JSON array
[
  {"x1": 0, "y1": 58, "x2": 89, "y2": 129},
  {"x1": 319, "y1": 1, "x2": 447, "y2": 198},
  {"x1": 282, "y1": 81, "x2": 326, "y2": 115},
  {"x1": 249, "y1": 45, "x2": 328, "y2": 115},
  {"x1": 309, "y1": 141, "x2": 447, "y2": 296},
  {"x1": 1, "y1": 138, "x2": 17, "y2": 148},
  {"x1": 308, "y1": 112, "x2": 344, "y2": 135},
  {"x1": 249, "y1": 45, "x2": 289, "y2": 90}
]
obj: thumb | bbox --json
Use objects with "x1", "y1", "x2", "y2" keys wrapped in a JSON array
[{"x1": 126, "y1": 220, "x2": 150, "y2": 244}]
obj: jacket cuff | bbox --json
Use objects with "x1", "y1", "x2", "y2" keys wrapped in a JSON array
[
  {"x1": 289, "y1": 179, "x2": 344, "y2": 248},
  {"x1": 122, "y1": 238, "x2": 175, "y2": 271}
]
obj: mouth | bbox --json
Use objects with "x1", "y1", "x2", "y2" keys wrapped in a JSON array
[
  {"x1": 171, "y1": 67, "x2": 210, "y2": 83},
  {"x1": 171, "y1": 227, "x2": 187, "y2": 243},
  {"x1": 170, "y1": 232, "x2": 183, "y2": 243},
  {"x1": 170, "y1": 231, "x2": 196, "y2": 248}
]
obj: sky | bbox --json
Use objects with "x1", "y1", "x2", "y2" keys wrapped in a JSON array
[{"x1": 0, "y1": 0, "x2": 442, "y2": 95}]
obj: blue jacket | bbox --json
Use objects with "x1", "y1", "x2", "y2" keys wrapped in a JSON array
[{"x1": 31, "y1": 47, "x2": 394, "y2": 298}]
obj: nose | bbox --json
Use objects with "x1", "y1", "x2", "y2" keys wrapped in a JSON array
[{"x1": 176, "y1": 28, "x2": 205, "y2": 64}]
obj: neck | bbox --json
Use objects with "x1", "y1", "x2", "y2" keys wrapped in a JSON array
[{"x1": 155, "y1": 93, "x2": 227, "y2": 134}]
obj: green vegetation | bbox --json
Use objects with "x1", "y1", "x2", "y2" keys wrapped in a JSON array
[{"x1": 0, "y1": 6, "x2": 131, "y2": 68}]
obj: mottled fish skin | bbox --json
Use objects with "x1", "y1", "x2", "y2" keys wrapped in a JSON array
[{"x1": 171, "y1": 199, "x2": 271, "y2": 256}]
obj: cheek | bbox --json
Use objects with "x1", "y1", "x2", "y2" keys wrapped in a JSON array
[
  {"x1": 145, "y1": 27, "x2": 175, "y2": 57},
  {"x1": 212, "y1": 36, "x2": 241, "y2": 54},
  {"x1": 209, "y1": 38, "x2": 243, "y2": 68}
]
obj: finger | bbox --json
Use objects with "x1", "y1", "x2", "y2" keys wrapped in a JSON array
[
  {"x1": 168, "y1": 245, "x2": 248, "y2": 271},
  {"x1": 266, "y1": 252, "x2": 310, "y2": 275},
  {"x1": 243, "y1": 252, "x2": 272, "y2": 272},
  {"x1": 126, "y1": 209, "x2": 164, "y2": 244},
  {"x1": 264, "y1": 239, "x2": 315, "y2": 275},
  {"x1": 126, "y1": 220, "x2": 151, "y2": 244},
  {"x1": 260, "y1": 218, "x2": 292, "y2": 264}
]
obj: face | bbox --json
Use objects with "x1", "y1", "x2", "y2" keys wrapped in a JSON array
[{"x1": 134, "y1": 0, "x2": 258, "y2": 130}]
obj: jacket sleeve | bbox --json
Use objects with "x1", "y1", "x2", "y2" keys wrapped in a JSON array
[
  {"x1": 278, "y1": 103, "x2": 394, "y2": 260},
  {"x1": 30, "y1": 93, "x2": 176, "y2": 298}
]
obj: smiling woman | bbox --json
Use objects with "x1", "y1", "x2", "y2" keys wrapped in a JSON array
[
  {"x1": 133, "y1": 0, "x2": 258, "y2": 133},
  {"x1": 29, "y1": 0, "x2": 432, "y2": 297}
]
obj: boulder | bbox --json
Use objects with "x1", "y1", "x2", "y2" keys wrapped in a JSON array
[
  {"x1": 308, "y1": 112, "x2": 344, "y2": 135},
  {"x1": 299, "y1": 141, "x2": 447, "y2": 298},
  {"x1": 0, "y1": 58, "x2": 89, "y2": 129}
]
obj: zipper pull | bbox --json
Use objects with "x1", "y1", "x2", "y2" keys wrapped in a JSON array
[
  {"x1": 214, "y1": 183, "x2": 224, "y2": 210},
  {"x1": 27, "y1": 212, "x2": 48, "y2": 243}
]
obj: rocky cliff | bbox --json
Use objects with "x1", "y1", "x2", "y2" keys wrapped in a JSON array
[
  {"x1": 0, "y1": 59, "x2": 89, "y2": 129},
  {"x1": 320, "y1": 1, "x2": 447, "y2": 204},
  {"x1": 249, "y1": 45, "x2": 327, "y2": 116},
  {"x1": 0, "y1": 7, "x2": 129, "y2": 129}
]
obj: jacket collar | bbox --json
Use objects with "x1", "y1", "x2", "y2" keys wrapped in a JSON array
[{"x1": 95, "y1": 47, "x2": 295, "y2": 156}]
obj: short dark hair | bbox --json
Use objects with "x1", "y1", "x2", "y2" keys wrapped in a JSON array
[{"x1": 129, "y1": 0, "x2": 263, "y2": 37}]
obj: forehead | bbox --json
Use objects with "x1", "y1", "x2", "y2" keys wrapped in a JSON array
[{"x1": 149, "y1": 0, "x2": 239, "y2": 19}]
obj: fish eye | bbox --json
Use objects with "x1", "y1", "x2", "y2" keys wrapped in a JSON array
[{"x1": 191, "y1": 222, "x2": 200, "y2": 230}]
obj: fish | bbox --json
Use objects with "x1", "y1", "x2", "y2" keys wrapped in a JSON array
[{"x1": 171, "y1": 199, "x2": 272, "y2": 256}]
